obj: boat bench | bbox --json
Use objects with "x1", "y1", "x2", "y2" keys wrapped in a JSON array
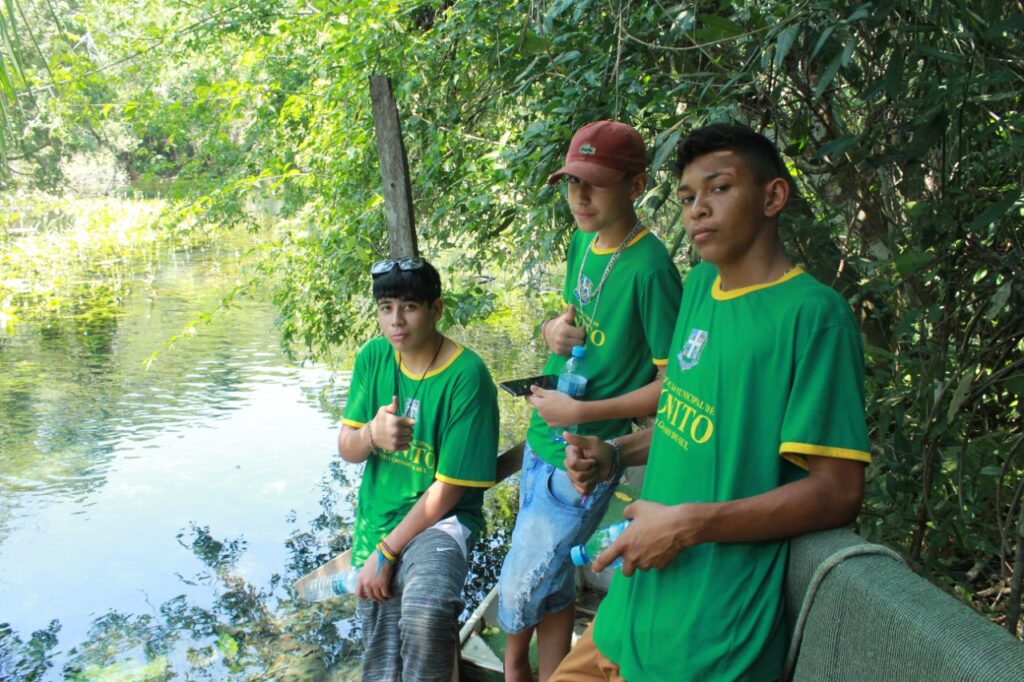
[{"x1": 783, "y1": 528, "x2": 1024, "y2": 681}]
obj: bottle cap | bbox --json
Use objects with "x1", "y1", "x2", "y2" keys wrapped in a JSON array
[
  {"x1": 571, "y1": 345, "x2": 586, "y2": 358},
  {"x1": 570, "y1": 545, "x2": 588, "y2": 566}
]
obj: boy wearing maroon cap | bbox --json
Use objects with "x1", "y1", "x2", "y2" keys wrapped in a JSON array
[
  {"x1": 496, "y1": 121, "x2": 682, "y2": 681},
  {"x1": 552, "y1": 124, "x2": 870, "y2": 681}
]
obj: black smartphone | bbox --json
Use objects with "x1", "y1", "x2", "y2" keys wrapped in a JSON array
[{"x1": 499, "y1": 374, "x2": 557, "y2": 397}]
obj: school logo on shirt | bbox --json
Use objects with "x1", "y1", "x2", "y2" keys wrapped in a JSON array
[
  {"x1": 677, "y1": 328, "x2": 708, "y2": 371},
  {"x1": 574, "y1": 274, "x2": 595, "y2": 306},
  {"x1": 404, "y1": 398, "x2": 421, "y2": 422}
]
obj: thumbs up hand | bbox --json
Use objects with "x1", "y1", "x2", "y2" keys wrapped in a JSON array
[
  {"x1": 543, "y1": 304, "x2": 586, "y2": 355},
  {"x1": 370, "y1": 395, "x2": 415, "y2": 452}
]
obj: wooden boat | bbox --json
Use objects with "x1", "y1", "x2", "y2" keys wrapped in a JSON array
[
  {"x1": 457, "y1": 568, "x2": 609, "y2": 681},
  {"x1": 458, "y1": 468, "x2": 644, "y2": 679},
  {"x1": 294, "y1": 467, "x2": 644, "y2": 680}
]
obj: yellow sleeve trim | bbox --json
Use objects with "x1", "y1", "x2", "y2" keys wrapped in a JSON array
[
  {"x1": 780, "y1": 442, "x2": 872, "y2": 471},
  {"x1": 342, "y1": 418, "x2": 366, "y2": 428},
  {"x1": 435, "y1": 472, "x2": 494, "y2": 488},
  {"x1": 652, "y1": 357, "x2": 668, "y2": 366}
]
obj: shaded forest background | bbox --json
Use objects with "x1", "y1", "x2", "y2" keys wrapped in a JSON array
[{"x1": 2, "y1": 0, "x2": 1022, "y2": 636}]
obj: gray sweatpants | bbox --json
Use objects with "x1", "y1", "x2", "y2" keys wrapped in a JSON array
[{"x1": 357, "y1": 528, "x2": 468, "y2": 681}]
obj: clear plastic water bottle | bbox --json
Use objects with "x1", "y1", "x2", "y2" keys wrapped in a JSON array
[
  {"x1": 298, "y1": 569, "x2": 359, "y2": 602},
  {"x1": 550, "y1": 345, "x2": 587, "y2": 443},
  {"x1": 570, "y1": 519, "x2": 631, "y2": 569}
]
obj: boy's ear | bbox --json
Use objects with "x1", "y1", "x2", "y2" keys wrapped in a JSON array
[
  {"x1": 762, "y1": 177, "x2": 789, "y2": 218},
  {"x1": 431, "y1": 297, "x2": 444, "y2": 322},
  {"x1": 629, "y1": 172, "x2": 648, "y2": 201}
]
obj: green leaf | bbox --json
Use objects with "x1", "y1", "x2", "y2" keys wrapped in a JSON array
[
  {"x1": 650, "y1": 129, "x2": 681, "y2": 177},
  {"x1": 969, "y1": 191, "x2": 1020, "y2": 231},
  {"x1": 218, "y1": 631, "x2": 239, "y2": 660},
  {"x1": 893, "y1": 250, "x2": 932, "y2": 277},
  {"x1": 905, "y1": 201, "x2": 927, "y2": 218},
  {"x1": 847, "y1": 4, "x2": 872, "y2": 22},
  {"x1": 884, "y1": 49, "x2": 905, "y2": 97},
  {"x1": 817, "y1": 134, "x2": 859, "y2": 160},
  {"x1": 988, "y1": 13, "x2": 1024, "y2": 39},
  {"x1": 1006, "y1": 376, "x2": 1024, "y2": 399},
  {"x1": 699, "y1": 15, "x2": 744, "y2": 40},
  {"x1": 811, "y1": 26, "x2": 835, "y2": 60},
  {"x1": 813, "y1": 49, "x2": 844, "y2": 97},
  {"x1": 915, "y1": 44, "x2": 965, "y2": 65},
  {"x1": 840, "y1": 40, "x2": 856, "y2": 67},
  {"x1": 774, "y1": 25, "x2": 800, "y2": 70},
  {"x1": 552, "y1": 50, "x2": 581, "y2": 65},
  {"x1": 519, "y1": 30, "x2": 547, "y2": 55},
  {"x1": 979, "y1": 466, "x2": 1002, "y2": 477},
  {"x1": 946, "y1": 366, "x2": 975, "y2": 423},
  {"x1": 986, "y1": 281, "x2": 1012, "y2": 320}
]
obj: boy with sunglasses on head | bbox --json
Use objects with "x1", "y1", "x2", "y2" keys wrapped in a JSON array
[
  {"x1": 338, "y1": 256, "x2": 499, "y2": 681},
  {"x1": 497, "y1": 120, "x2": 682, "y2": 681},
  {"x1": 552, "y1": 123, "x2": 871, "y2": 681}
]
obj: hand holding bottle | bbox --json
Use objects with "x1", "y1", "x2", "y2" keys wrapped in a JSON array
[
  {"x1": 526, "y1": 384, "x2": 580, "y2": 428},
  {"x1": 571, "y1": 520, "x2": 631, "y2": 569},
  {"x1": 593, "y1": 500, "x2": 703, "y2": 575},
  {"x1": 358, "y1": 550, "x2": 394, "y2": 602}
]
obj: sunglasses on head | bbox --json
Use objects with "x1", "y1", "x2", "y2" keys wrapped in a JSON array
[{"x1": 370, "y1": 257, "x2": 425, "y2": 276}]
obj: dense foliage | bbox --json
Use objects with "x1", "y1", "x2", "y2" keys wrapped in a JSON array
[{"x1": 3, "y1": 0, "x2": 1023, "y2": 642}]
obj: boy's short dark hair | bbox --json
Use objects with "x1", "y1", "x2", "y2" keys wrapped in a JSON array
[
  {"x1": 372, "y1": 258, "x2": 442, "y2": 304},
  {"x1": 674, "y1": 123, "x2": 792, "y2": 189}
]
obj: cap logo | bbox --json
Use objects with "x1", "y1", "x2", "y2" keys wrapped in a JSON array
[{"x1": 579, "y1": 144, "x2": 596, "y2": 155}]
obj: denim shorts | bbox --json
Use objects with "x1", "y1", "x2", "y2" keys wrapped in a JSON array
[{"x1": 497, "y1": 443, "x2": 620, "y2": 633}]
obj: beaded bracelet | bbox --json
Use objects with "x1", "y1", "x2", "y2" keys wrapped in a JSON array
[
  {"x1": 376, "y1": 540, "x2": 398, "y2": 564},
  {"x1": 375, "y1": 541, "x2": 397, "y2": 575}
]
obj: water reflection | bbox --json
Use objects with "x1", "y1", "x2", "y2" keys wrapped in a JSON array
[{"x1": 0, "y1": 239, "x2": 544, "y2": 679}]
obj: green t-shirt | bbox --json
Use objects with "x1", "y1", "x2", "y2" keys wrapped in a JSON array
[
  {"x1": 593, "y1": 262, "x2": 871, "y2": 681},
  {"x1": 526, "y1": 227, "x2": 682, "y2": 468},
  {"x1": 342, "y1": 337, "x2": 499, "y2": 567}
]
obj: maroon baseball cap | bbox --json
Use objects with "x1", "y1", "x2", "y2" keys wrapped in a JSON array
[{"x1": 546, "y1": 120, "x2": 648, "y2": 187}]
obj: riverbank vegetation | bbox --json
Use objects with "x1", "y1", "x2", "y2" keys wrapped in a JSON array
[
  {"x1": 0, "y1": 192, "x2": 168, "y2": 331},
  {"x1": 1, "y1": 0, "x2": 1022, "y2": 669}
]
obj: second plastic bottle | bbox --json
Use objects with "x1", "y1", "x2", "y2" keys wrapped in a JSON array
[{"x1": 297, "y1": 569, "x2": 359, "y2": 602}]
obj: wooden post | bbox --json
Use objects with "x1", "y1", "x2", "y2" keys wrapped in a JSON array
[{"x1": 369, "y1": 75, "x2": 419, "y2": 259}]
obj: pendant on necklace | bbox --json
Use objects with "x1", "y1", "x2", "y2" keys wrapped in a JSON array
[{"x1": 575, "y1": 273, "x2": 595, "y2": 305}]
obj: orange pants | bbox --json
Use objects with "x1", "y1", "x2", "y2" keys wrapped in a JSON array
[{"x1": 549, "y1": 623, "x2": 626, "y2": 682}]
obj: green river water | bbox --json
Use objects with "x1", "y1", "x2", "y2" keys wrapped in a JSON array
[{"x1": 0, "y1": 234, "x2": 542, "y2": 680}]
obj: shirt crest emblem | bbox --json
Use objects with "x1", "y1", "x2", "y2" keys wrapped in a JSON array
[
  {"x1": 403, "y1": 398, "x2": 421, "y2": 421},
  {"x1": 579, "y1": 144, "x2": 596, "y2": 155},
  {"x1": 677, "y1": 328, "x2": 708, "y2": 371},
  {"x1": 574, "y1": 274, "x2": 595, "y2": 305}
]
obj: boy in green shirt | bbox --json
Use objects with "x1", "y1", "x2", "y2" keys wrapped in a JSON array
[
  {"x1": 497, "y1": 120, "x2": 682, "y2": 681},
  {"x1": 554, "y1": 123, "x2": 871, "y2": 681},
  {"x1": 338, "y1": 257, "x2": 498, "y2": 681}
]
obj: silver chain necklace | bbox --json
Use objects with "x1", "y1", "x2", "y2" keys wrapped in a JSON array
[
  {"x1": 574, "y1": 221, "x2": 645, "y2": 342},
  {"x1": 395, "y1": 336, "x2": 444, "y2": 418}
]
